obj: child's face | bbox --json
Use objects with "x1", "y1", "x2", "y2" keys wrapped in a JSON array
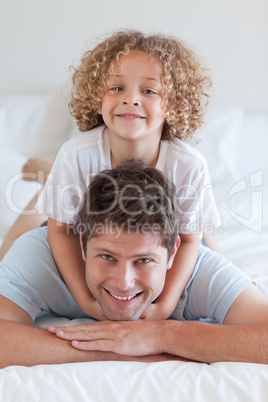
[{"x1": 98, "y1": 50, "x2": 165, "y2": 145}]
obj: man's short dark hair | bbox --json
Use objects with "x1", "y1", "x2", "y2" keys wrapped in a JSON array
[{"x1": 78, "y1": 159, "x2": 180, "y2": 258}]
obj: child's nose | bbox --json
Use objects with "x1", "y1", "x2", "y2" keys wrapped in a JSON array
[{"x1": 122, "y1": 90, "x2": 141, "y2": 106}]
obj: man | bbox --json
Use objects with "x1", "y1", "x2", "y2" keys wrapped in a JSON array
[{"x1": 0, "y1": 160, "x2": 268, "y2": 367}]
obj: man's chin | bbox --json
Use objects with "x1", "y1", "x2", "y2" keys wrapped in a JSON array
[{"x1": 101, "y1": 307, "x2": 144, "y2": 321}]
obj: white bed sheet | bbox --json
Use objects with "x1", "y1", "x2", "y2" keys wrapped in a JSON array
[{"x1": 1, "y1": 360, "x2": 268, "y2": 402}]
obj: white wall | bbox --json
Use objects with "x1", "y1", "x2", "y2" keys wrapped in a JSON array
[{"x1": 0, "y1": 0, "x2": 267, "y2": 112}]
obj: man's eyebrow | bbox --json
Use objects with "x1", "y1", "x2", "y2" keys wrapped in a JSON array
[
  {"x1": 131, "y1": 251, "x2": 160, "y2": 259},
  {"x1": 92, "y1": 247, "x2": 119, "y2": 256},
  {"x1": 91, "y1": 247, "x2": 160, "y2": 258}
]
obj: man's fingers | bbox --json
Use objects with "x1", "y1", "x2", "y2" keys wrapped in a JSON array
[
  {"x1": 48, "y1": 322, "x2": 111, "y2": 340},
  {"x1": 71, "y1": 340, "x2": 183, "y2": 363},
  {"x1": 71, "y1": 339, "x2": 113, "y2": 351},
  {"x1": 55, "y1": 328, "x2": 110, "y2": 342},
  {"x1": 48, "y1": 321, "x2": 166, "y2": 357}
]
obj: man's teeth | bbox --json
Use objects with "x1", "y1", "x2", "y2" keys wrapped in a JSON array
[{"x1": 110, "y1": 292, "x2": 135, "y2": 301}]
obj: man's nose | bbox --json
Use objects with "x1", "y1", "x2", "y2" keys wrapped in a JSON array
[{"x1": 115, "y1": 262, "x2": 136, "y2": 291}]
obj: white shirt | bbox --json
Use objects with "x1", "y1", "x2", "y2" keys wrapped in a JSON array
[{"x1": 37, "y1": 125, "x2": 221, "y2": 233}]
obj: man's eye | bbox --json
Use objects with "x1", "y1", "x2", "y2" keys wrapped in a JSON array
[
  {"x1": 101, "y1": 254, "x2": 113, "y2": 260},
  {"x1": 137, "y1": 258, "x2": 151, "y2": 264}
]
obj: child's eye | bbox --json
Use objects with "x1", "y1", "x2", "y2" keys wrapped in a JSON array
[
  {"x1": 110, "y1": 86, "x2": 123, "y2": 92},
  {"x1": 143, "y1": 89, "x2": 156, "y2": 95}
]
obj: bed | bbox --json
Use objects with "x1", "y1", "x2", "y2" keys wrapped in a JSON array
[{"x1": 0, "y1": 91, "x2": 267, "y2": 401}]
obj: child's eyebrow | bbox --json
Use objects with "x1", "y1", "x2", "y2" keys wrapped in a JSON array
[
  {"x1": 109, "y1": 74, "x2": 161, "y2": 83},
  {"x1": 143, "y1": 76, "x2": 160, "y2": 81}
]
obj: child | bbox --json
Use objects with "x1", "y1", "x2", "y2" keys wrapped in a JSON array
[{"x1": 37, "y1": 30, "x2": 221, "y2": 320}]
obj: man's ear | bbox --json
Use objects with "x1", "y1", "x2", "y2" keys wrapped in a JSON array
[
  {"x1": 167, "y1": 236, "x2": 180, "y2": 270},
  {"x1": 79, "y1": 229, "x2": 86, "y2": 262}
]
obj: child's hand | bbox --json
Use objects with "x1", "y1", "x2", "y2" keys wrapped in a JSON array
[{"x1": 140, "y1": 302, "x2": 173, "y2": 321}]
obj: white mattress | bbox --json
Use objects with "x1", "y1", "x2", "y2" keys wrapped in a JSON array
[{"x1": 1, "y1": 360, "x2": 268, "y2": 402}]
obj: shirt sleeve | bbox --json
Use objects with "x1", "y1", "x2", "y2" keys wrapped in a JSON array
[
  {"x1": 177, "y1": 159, "x2": 221, "y2": 234},
  {"x1": 170, "y1": 245, "x2": 254, "y2": 324}
]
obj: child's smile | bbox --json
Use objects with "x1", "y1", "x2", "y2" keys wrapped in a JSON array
[
  {"x1": 98, "y1": 50, "x2": 165, "y2": 146},
  {"x1": 115, "y1": 113, "x2": 146, "y2": 121}
]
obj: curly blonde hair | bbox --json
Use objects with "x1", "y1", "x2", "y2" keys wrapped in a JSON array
[{"x1": 69, "y1": 30, "x2": 212, "y2": 142}]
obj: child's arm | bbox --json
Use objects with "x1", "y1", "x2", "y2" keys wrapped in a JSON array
[
  {"x1": 47, "y1": 218, "x2": 105, "y2": 320},
  {"x1": 203, "y1": 232, "x2": 222, "y2": 254},
  {"x1": 141, "y1": 233, "x2": 200, "y2": 321}
]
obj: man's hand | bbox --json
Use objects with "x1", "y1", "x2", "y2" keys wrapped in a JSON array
[{"x1": 48, "y1": 320, "x2": 170, "y2": 356}]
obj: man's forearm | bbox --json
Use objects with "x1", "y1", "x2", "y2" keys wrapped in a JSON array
[
  {"x1": 0, "y1": 320, "x2": 119, "y2": 368},
  {"x1": 0, "y1": 320, "x2": 176, "y2": 368},
  {"x1": 51, "y1": 319, "x2": 268, "y2": 364},
  {"x1": 163, "y1": 320, "x2": 268, "y2": 364}
]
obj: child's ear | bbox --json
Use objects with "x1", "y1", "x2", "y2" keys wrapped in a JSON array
[
  {"x1": 79, "y1": 229, "x2": 86, "y2": 261},
  {"x1": 167, "y1": 236, "x2": 180, "y2": 270}
]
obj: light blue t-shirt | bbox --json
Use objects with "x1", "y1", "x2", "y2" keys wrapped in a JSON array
[{"x1": 0, "y1": 227, "x2": 253, "y2": 324}]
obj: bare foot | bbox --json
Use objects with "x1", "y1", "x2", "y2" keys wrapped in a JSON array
[{"x1": 22, "y1": 158, "x2": 53, "y2": 186}]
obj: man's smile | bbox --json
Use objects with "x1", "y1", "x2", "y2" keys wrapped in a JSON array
[
  {"x1": 104, "y1": 287, "x2": 143, "y2": 305},
  {"x1": 109, "y1": 292, "x2": 136, "y2": 301}
]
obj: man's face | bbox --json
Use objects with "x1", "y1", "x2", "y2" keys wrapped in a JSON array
[{"x1": 83, "y1": 229, "x2": 173, "y2": 321}]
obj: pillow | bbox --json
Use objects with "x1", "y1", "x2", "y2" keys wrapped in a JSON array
[
  {"x1": 0, "y1": 91, "x2": 73, "y2": 240},
  {"x1": 0, "y1": 91, "x2": 72, "y2": 160},
  {"x1": 196, "y1": 106, "x2": 268, "y2": 231},
  {"x1": 232, "y1": 112, "x2": 268, "y2": 230},
  {"x1": 0, "y1": 151, "x2": 41, "y2": 239},
  {"x1": 236, "y1": 112, "x2": 268, "y2": 177},
  {"x1": 196, "y1": 105, "x2": 244, "y2": 184},
  {"x1": 195, "y1": 105, "x2": 244, "y2": 230}
]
